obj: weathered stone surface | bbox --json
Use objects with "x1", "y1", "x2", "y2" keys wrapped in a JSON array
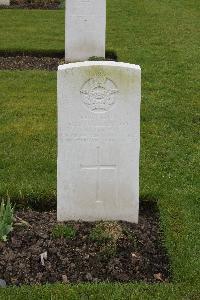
[
  {"x1": 0, "y1": 279, "x2": 6, "y2": 288},
  {"x1": 57, "y1": 61, "x2": 141, "y2": 223},
  {"x1": 65, "y1": 0, "x2": 106, "y2": 62},
  {"x1": 0, "y1": 0, "x2": 10, "y2": 5}
]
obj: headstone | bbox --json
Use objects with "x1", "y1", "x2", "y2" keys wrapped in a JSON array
[
  {"x1": 65, "y1": 0, "x2": 106, "y2": 62},
  {"x1": 0, "y1": 0, "x2": 10, "y2": 5},
  {"x1": 0, "y1": 279, "x2": 6, "y2": 288},
  {"x1": 57, "y1": 61, "x2": 141, "y2": 223}
]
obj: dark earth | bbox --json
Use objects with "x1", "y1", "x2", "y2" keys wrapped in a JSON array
[
  {"x1": 0, "y1": 51, "x2": 117, "y2": 71},
  {"x1": 1, "y1": 0, "x2": 61, "y2": 9},
  {"x1": 0, "y1": 56, "x2": 64, "y2": 71},
  {"x1": 0, "y1": 202, "x2": 170, "y2": 286}
]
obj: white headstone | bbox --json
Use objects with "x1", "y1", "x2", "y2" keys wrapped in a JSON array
[
  {"x1": 0, "y1": 0, "x2": 10, "y2": 5},
  {"x1": 65, "y1": 0, "x2": 106, "y2": 62},
  {"x1": 57, "y1": 61, "x2": 141, "y2": 223}
]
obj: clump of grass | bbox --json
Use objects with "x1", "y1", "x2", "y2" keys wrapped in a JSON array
[
  {"x1": 0, "y1": 199, "x2": 14, "y2": 242},
  {"x1": 90, "y1": 222, "x2": 123, "y2": 259},
  {"x1": 52, "y1": 224, "x2": 76, "y2": 239},
  {"x1": 89, "y1": 225, "x2": 111, "y2": 244},
  {"x1": 90, "y1": 221, "x2": 122, "y2": 243}
]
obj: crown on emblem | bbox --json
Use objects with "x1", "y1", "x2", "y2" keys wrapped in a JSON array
[{"x1": 80, "y1": 76, "x2": 119, "y2": 112}]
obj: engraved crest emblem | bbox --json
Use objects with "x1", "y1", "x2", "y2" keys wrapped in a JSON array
[{"x1": 80, "y1": 76, "x2": 119, "y2": 112}]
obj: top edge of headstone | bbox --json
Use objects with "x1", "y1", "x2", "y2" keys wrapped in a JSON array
[{"x1": 58, "y1": 61, "x2": 141, "y2": 71}]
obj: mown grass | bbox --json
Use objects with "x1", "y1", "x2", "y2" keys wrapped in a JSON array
[
  {"x1": 0, "y1": 9, "x2": 64, "y2": 55},
  {"x1": 0, "y1": 0, "x2": 199, "y2": 298},
  {"x1": 0, "y1": 282, "x2": 200, "y2": 300},
  {"x1": 0, "y1": 71, "x2": 56, "y2": 209}
]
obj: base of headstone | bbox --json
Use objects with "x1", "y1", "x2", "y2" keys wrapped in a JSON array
[{"x1": 57, "y1": 61, "x2": 141, "y2": 223}]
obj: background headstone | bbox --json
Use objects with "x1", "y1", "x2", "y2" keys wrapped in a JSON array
[
  {"x1": 57, "y1": 61, "x2": 141, "y2": 223},
  {"x1": 65, "y1": 0, "x2": 106, "y2": 62},
  {"x1": 0, "y1": 0, "x2": 10, "y2": 5},
  {"x1": 0, "y1": 279, "x2": 6, "y2": 288}
]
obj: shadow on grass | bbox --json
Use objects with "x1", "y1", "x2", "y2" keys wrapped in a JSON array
[
  {"x1": 139, "y1": 194, "x2": 160, "y2": 217},
  {"x1": 11, "y1": 194, "x2": 160, "y2": 213}
]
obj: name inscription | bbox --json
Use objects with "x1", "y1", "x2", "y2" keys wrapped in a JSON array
[{"x1": 62, "y1": 117, "x2": 133, "y2": 143}]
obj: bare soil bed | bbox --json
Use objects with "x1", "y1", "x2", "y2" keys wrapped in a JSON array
[
  {"x1": 1, "y1": 1, "x2": 61, "y2": 9},
  {"x1": 0, "y1": 52, "x2": 117, "y2": 70},
  {"x1": 0, "y1": 55, "x2": 63, "y2": 71},
  {"x1": 0, "y1": 202, "x2": 170, "y2": 286}
]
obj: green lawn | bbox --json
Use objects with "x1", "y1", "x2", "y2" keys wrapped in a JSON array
[
  {"x1": 0, "y1": 282, "x2": 199, "y2": 300},
  {"x1": 0, "y1": 10, "x2": 64, "y2": 55},
  {"x1": 0, "y1": 71, "x2": 56, "y2": 209},
  {"x1": 0, "y1": 0, "x2": 199, "y2": 298}
]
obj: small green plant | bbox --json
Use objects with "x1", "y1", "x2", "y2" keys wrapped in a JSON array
[
  {"x1": 52, "y1": 224, "x2": 76, "y2": 239},
  {"x1": 0, "y1": 199, "x2": 14, "y2": 242},
  {"x1": 90, "y1": 222, "x2": 123, "y2": 259},
  {"x1": 89, "y1": 225, "x2": 111, "y2": 244},
  {"x1": 89, "y1": 222, "x2": 123, "y2": 243}
]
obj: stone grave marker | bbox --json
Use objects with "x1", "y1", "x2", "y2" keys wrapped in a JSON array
[
  {"x1": 57, "y1": 61, "x2": 141, "y2": 223},
  {"x1": 65, "y1": 0, "x2": 106, "y2": 62},
  {"x1": 0, "y1": 0, "x2": 10, "y2": 5}
]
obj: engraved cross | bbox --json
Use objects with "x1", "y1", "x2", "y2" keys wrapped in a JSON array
[{"x1": 80, "y1": 147, "x2": 116, "y2": 203}]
